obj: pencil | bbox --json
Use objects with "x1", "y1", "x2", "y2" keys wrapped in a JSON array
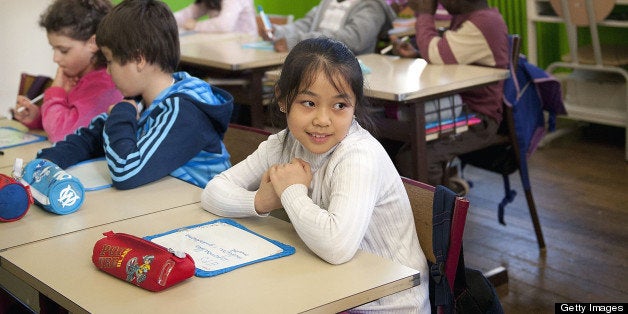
[
  {"x1": 16, "y1": 94, "x2": 44, "y2": 113},
  {"x1": 380, "y1": 36, "x2": 410, "y2": 55}
]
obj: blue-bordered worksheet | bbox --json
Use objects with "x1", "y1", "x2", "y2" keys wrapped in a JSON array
[
  {"x1": 0, "y1": 127, "x2": 46, "y2": 149},
  {"x1": 146, "y1": 218, "x2": 295, "y2": 277}
]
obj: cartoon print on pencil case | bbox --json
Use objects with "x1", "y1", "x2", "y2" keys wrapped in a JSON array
[{"x1": 126, "y1": 255, "x2": 155, "y2": 284}]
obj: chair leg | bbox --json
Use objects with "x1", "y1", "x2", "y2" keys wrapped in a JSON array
[{"x1": 523, "y1": 188, "x2": 546, "y2": 250}]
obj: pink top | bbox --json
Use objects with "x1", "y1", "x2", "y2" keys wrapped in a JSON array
[
  {"x1": 174, "y1": 0, "x2": 258, "y2": 37},
  {"x1": 23, "y1": 68, "x2": 123, "y2": 143}
]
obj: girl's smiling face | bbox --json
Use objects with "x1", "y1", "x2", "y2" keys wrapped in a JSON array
[{"x1": 285, "y1": 70, "x2": 356, "y2": 155}]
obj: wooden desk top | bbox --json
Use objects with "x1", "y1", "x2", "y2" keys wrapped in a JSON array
[
  {"x1": 0, "y1": 203, "x2": 420, "y2": 314},
  {"x1": 358, "y1": 54, "x2": 510, "y2": 102},
  {"x1": 0, "y1": 140, "x2": 50, "y2": 168},
  {"x1": 266, "y1": 54, "x2": 509, "y2": 103},
  {"x1": 0, "y1": 119, "x2": 51, "y2": 168},
  {"x1": 0, "y1": 168, "x2": 201, "y2": 251},
  {"x1": 179, "y1": 33, "x2": 288, "y2": 71}
]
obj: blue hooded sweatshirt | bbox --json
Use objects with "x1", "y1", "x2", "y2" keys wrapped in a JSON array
[{"x1": 37, "y1": 72, "x2": 234, "y2": 189}]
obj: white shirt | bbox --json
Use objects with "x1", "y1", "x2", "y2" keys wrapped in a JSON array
[{"x1": 202, "y1": 121, "x2": 430, "y2": 312}]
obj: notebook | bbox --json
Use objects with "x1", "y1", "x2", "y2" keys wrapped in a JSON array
[
  {"x1": 65, "y1": 158, "x2": 112, "y2": 191},
  {"x1": 145, "y1": 218, "x2": 295, "y2": 277},
  {"x1": 0, "y1": 127, "x2": 46, "y2": 149}
]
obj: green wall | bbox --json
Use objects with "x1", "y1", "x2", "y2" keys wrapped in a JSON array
[
  {"x1": 116, "y1": 0, "x2": 626, "y2": 69},
  {"x1": 158, "y1": 0, "x2": 318, "y2": 19},
  {"x1": 488, "y1": 0, "x2": 627, "y2": 69}
]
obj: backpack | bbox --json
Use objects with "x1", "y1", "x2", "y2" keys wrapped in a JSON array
[
  {"x1": 430, "y1": 185, "x2": 504, "y2": 314},
  {"x1": 460, "y1": 54, "x2": 566, "y2": 225}
]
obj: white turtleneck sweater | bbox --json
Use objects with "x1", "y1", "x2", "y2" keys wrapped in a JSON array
[{"x1": 202, "y1": 121, "x2": 430, "y2": 313}]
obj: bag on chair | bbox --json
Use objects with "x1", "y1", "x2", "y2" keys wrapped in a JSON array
[{"x1": 430, "y1": 185, "x2": 504, "y2": 314}]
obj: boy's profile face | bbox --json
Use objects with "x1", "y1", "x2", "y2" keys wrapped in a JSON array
[{"x1": 101, "y1": 47, "x2": 141, "y2": 98}]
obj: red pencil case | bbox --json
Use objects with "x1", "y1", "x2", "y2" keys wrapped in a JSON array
[{"x1": 92, "y1": 231, "x2": 195, "y2": 292}]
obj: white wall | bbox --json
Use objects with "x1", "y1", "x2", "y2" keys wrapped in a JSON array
[{"x1": 0, "y1": 0, "x2": 56, "y2": 116}]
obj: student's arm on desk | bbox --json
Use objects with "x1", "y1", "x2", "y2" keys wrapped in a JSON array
[{"x1": 36, "y1": 114, "x2": 106, "y2": 169}]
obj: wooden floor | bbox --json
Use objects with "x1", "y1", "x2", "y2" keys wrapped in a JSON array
[{"x1": 459, "y1": 119, "x2": 628, "y2": 313}]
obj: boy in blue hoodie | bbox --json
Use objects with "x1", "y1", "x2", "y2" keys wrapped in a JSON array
[{"x1": 36, "y1": 0, "x2": 234, "y2": 190}]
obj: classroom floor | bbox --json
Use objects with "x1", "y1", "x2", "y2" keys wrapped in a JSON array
[{"x1": 460, "y1": 118, "x2": 628, "y2": 313}]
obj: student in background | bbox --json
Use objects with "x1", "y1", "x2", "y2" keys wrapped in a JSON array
[
  {"x1": 387, "y1": 0, "x2": 407, "y2": 15},
  {"x1": 12, "y1": 0, "x2": 123, "y2": 143},
  {"x1": 392, "y1": 0, "x2": 509, "y2": 187},
  {"x1": 174, "y1": 0, "x2": 257, "y2": 37},
  {"x1": 202, "y1": 37, "x2": 430, "y2": 312},
  {"x1": 36, "y1": 0, "x2": 233, "y2": 190},
  {"x1": 260, "y1": 0, "x2": 396, "y2": 55}
]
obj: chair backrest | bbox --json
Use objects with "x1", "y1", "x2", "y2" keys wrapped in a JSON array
[
  {"x1": 402, "y1": 177, "x2": 470, "y2": 292},
  {"x1": 223, "y1": 123, "x2": 271, "y2": 165},
  {"x1": 549, "y1": 0, "x2": 618, "y2": 66},
  {"x1": 402, "y1": 177, "x2": 436, "y2": 264},
  {"x1": 509, "y1": 34, "x2": 521, "y2": 70},
  {"x1": 18, "y1": 73, "x2": 52, "y2": 106},
  {"x1": 549, "y1": 0, "x2": 615, "y2": 26}
]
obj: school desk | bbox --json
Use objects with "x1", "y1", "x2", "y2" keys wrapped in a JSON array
[
  {"x1": 0, "y1": 118, "x2": 51, "y2": 167},
  {"x1": 359, "y1": 54, "x2": 509, "y2": 181},
  {"x1": 0, "y1": 203, "x2": 421, "y2": 313},
  {"x1": 178, "y1": 32, "x2": 288, "y2": 128},
  {"x1": 0, "y1": 139, "x2": 50, "y2": 168},
  {"x1": 266, "y1": 54, "x2": 509, "y2": 182},
  {"x1": 0, "y1": 167, "x2": 201, "y2": 251}
]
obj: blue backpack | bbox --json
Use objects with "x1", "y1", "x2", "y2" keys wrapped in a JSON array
[{"x1": 460, "y1": 54, "x2": 566, "y2": 224}]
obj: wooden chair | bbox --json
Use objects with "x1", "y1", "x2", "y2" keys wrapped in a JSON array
[
  {"x1": 459, "y1": 35, "x2": 548, "y2": 250},
  {"x1": 18, "y1": 73, "x2": 52, "y2": 106},
  {"x1": 401, "y1": 177, "x2": 470, "y2": 310},
  {"x1": 223, "y1": 123, "x2": 271, "y2": 165}
]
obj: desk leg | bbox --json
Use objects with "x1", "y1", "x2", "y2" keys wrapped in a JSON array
[
  {"x1": 248, "y1": 71, "x2": 265, "y2": 129},
  {"x1": 410, "y1": 102, "x2": 428, "y2": 183}
]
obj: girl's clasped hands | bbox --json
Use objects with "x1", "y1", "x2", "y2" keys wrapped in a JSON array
[{"x1": 255, "y1": 158, "x2": 312, "y2": 214}]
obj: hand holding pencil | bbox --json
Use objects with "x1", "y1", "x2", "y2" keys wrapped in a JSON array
[
  {"x1": 388, "y1": 35, "x2": 420, "y2": 58},
  {"x1": 12, "y1": 94, "x2": 42, "y2": 124}
]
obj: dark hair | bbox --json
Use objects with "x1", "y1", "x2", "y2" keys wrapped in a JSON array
[
  {"x1": 96, "y1": 0, "x2": 180, "y2": 73},
  {"x1": 39, "y1": 0, "x2": 113, "y2": 67},
  {"x1": 273, "y1": 37, "x2": 374, "y2": 134},
  {"x1": 195, "y1": 0, "x2": 221, "y2": 11}
]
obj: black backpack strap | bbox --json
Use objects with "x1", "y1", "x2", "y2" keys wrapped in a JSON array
[
  {"x1": 497, "y1": 174, "x2": 517, "y2": 225},
  {"x1": 432, "y1": 185, "x2": 457, "y2": 313}
]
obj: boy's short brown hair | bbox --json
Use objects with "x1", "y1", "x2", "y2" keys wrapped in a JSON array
[{"x1": 96, "y1": 0, "x2": 179, "y2": 73}]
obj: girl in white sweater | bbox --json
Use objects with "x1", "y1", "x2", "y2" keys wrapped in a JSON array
[{"x1": 202, "y1": 37, "x2": 430, "y2": 313}]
